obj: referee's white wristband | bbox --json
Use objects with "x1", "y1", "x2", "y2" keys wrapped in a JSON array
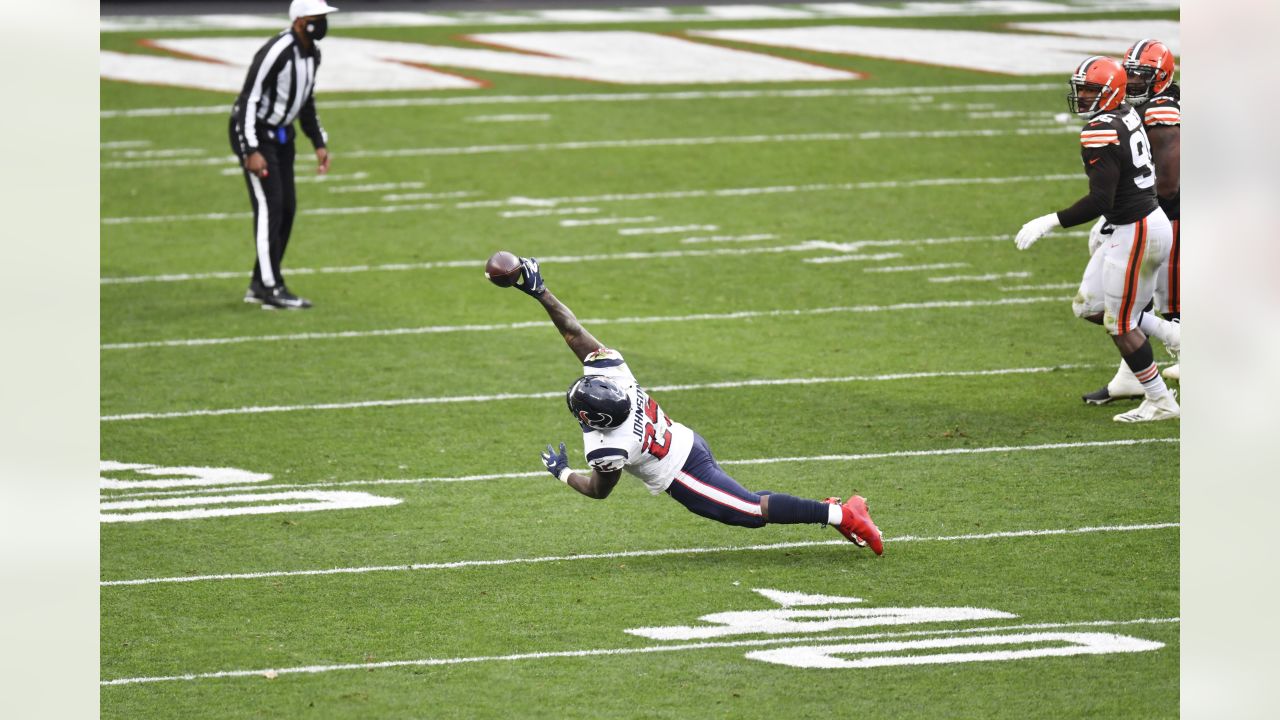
[{"x1": 558, "y1": 467, "x2": 573, "y2": 484}]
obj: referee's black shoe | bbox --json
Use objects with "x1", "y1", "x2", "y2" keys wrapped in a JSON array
[
  {"x1": 261, "y1": 285, "x2": 312, "y2": 310},
  {"x1": 244, "y1": 281, "x2": 268, "y2": 305}
]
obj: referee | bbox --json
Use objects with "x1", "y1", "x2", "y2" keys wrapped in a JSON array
[{"x1": 228, "y1": 0, "x2": 338, "y2": 310}]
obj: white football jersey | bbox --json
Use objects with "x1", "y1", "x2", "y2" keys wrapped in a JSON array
[{"x1": 578, "y1": 348, "x2": 694, "y2": 495}]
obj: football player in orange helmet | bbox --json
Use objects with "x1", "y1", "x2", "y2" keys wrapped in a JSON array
[
  {"x1": 1014, "y1": 56, "x2": 1181, "y2": 422},
  {"x1": 1083, "y1": 40, "x2": 1182, "y2": 404}
]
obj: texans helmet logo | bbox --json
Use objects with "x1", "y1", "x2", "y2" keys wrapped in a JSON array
[{"x1": 579, "y1": 410, "x2": 613, "y2": 428}]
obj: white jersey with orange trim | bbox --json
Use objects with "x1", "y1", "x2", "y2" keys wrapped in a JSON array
[{"x1": 577, "y1": 348, "x2": 695, "y2": 495}]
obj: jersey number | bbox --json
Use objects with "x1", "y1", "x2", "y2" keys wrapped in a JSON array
[
  {"x1": 1130, "y1": 129, "x2": 1156, "y2": 189},
  {"x1": 640, "y1": 396, "x2": 673, "y2": 460}
]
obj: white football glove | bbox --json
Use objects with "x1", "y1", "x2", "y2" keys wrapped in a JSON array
[
  {"x1": 1087, "y1": 217, "x2": 1115, "y2": 256},
  {"x1": 1014, "y1": 213, "x2": 1060, "y2": 250}
]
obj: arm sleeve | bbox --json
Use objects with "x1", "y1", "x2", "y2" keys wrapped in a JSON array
[
  {"x1": 298, "y1": 53, "x2": 327, "y2": 149},
  {"x1": 1056, "y1": 147, "x2": 1121, "y2": 228}
]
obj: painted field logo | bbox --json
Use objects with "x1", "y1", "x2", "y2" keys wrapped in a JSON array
[
  {"x1": 627, "y1": 588, "x2": 1164, "y2": 669},
  {"x1": 99, "y1": 461, "x2": 401, "y2": 523}
]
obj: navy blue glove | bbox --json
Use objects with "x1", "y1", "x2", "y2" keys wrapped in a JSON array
[
  {"x1": 516, "y1": 256, "x2": 546, "y2": 297},
  {"x1": 542, "y1": 442, "x2": 571, "y2": 482}
]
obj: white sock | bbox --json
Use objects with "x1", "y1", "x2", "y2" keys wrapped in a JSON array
[
  {"x1": 1138, "y1": 312, "x2": 1176, "y2": 345},
  {"x1": 827, "y1": 504, "x2": 844, "y2": 525}
]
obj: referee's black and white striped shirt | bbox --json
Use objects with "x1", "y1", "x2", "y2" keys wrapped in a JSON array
[{"x1": 230, "y1": 28, "x2": 327, "y2": 155}]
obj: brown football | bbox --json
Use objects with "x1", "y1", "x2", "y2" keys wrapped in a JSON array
[{"x1": 485, "y1": 250, "x2": 523, "y2": 287}]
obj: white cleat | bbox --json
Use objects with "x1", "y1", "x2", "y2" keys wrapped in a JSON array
[
  {"x1": 1113, "y1": 390, "x2": 1179, "y2": 423},
  {"x1": 1162, "y1": 363, "x2": 1180, "y2": 381},
  {"x1": 1082, "y1": 360, "x2": 1144, "y2": 405}
]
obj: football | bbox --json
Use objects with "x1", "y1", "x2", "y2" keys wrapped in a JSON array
[{"x1": 484, "y1": 250, "x2": 523, "y2": 287}]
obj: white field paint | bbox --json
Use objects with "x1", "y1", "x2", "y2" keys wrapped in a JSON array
[
  {"x1": 466, "y1": 114, "x2": 552, "y2": 123},
  {"x1": 99, "y1": 361, "x2": 1088, "y2": 423},
  {"x1": 101, "y1": 296, "x2": 1069, "y2": 351},
  {"x1": 327, "y1": 182, "x2": 426, "y2": 194},
  {"x1": 630, "y1": 605, "x2": 1016, "y2": 640},
  {"x1": 680, "y1": 234, "x2": 776, "y2": 244},
  {"x1": 864, "y1": 263, "x2": 971, "y2": 273},
  {"x1": 1002, "y1": 282, "x2": 1080, "y2": 291},
  {"x1": 105, "y1": 438, "x2": 1180, "y2": 500},
  {"x1": 691, "y1": 20, "x2": 1179, "y2": 75},
  {"x1": 100, "y1": 521, "x2": 1179, "y2": 588},
  {"x1": 100, "y1": 139, "x2": 151, "y2": 149},
  {"x1": 745, "y1": 632, "x2": 1164, "y2": 669},
  {"x1": 99, "y1": 2, "x2": 1182, "y2": 32},
  {"x1": 101, "y1": 172, "x2": 1080, "y2": 224},
  {"x1": 100, "y1": 491, "x2": 402, "y2": 523},
  {"x1": 101, "y1": 126, "x2": 1077, "y2": 170},
  {"x1": 101, "y1": 33, "x2": 857, "y2": 93},
  {"x1": 109, "y1": 147, "x2": 207, "y2": 159},
  {"x1": 101, "y1": 82, "x2": 1061, "y2": 120},
  {"x1": 803, "y1": 253, "x2": 904, "y2": 264},
  {"x1": 929, "y1": 272, "x2": 1031, "y2": 283},
  {"x1": 499, "y1": 207, "x2": 600, "y2": 219},
  {"x1": 98, "y1": 617, "x2": 1177, "y2": 686},
  {"x1": 99, "y1": 461, "x2": 270, "y2": 491},
  {"x1": 1006, "y1": 21, "x2": 1181, "y2": 52},
  {"x1": 619, "y1": 224, "x2": 718, "y2": 236},
  {"x1": 560, "y1": 215, "x2": 657, "y2": 227}
]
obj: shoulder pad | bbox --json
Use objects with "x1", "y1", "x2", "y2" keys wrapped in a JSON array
[
  {"x1": 584, "y1": 347, "x2": 625, "y2": 368},
  {"x1": 1080, "y1": 124, "x2": 1120, "y2": 148}
]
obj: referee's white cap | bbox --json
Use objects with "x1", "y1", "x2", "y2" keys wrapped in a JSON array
[{"x1": 290, "y1": 0, "x2": 339, "y2": 21}]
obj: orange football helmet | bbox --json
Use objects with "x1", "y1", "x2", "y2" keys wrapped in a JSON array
[
  {"x1": 1067, "y1": 56, "x2": 1126, "y2": 117},
  {"x1": 1123, "y1": 39, "x2": 1176, "y2": 104}
]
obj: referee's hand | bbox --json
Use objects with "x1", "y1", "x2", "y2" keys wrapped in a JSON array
[
  {"x1": 245, "y1": 151, "x2": 268, "y2": 178},
  {"x1": 316, "y1": 148, "x2": 331, "y2": 175}
]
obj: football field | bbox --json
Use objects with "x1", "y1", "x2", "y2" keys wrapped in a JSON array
[{"x1": 100, "y1": 3, "x2": 1180, "y2": 717}]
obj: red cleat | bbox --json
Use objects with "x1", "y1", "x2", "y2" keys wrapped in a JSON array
[{"x1": 823, "y1": 496, "x2": 884, "y2": 556}]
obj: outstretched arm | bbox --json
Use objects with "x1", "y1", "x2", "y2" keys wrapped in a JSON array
[
  {"x1": 541, "y1": 442, "x2": 621, "y2": 499},
  {"x1": 514, "y1": 257, "x2": 604, "y2": 363}
]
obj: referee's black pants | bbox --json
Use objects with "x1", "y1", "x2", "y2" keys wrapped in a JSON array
[{"x1": 230, "y1": 128, "x2": 297, "y2": 291}]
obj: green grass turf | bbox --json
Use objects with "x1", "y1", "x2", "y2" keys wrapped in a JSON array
[{"x1": 101, "y1": 6, "x2": 1179, "y2": 718}]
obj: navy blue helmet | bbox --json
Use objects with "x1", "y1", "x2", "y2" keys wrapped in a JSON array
[{"x1": 566, "y1": 375, "x2": 630, "y2": 430}]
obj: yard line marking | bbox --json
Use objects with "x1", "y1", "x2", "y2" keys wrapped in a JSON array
[
  {"x1": 560, "y1": 215, "x2": 658, "y2": 227},
  {"x1": 99, "y1": 616, "x2": 1179, "y2": 686},
  {"x1": 110, "y1": 147, "x2": 207, "y2": 159},
  {"x1": 100, "y1": 127, "x2": 1078, "y2": 169},
  {"x1": 1001, "y1": 282, "x2": 1079, "y2": 291},
  {"x1": 803, "y1": 253, "x2": 904, "y2": 264},
  {"x1": 680, "y1": 233, "x2": 777, "y2": 244},
  {"x1": 864, "y1": 263, "x2": 971, "y2": 273},
  {"x1": 378, "y1": 190, "x2": 478, "y2": 201},
  {"x1": 100, "y1": 296, "x2": 1068, "y2": 350},
  {"x1": 101, "y1": 173, "x2": 1080, "y2": 225},
  {"x1": 105, "y1": 438, "x2": 1179, "y2": 499},
  {"x1": 499, "y1": 207, "x2": 600, "y2": 218},
  {"x1": 619, "y1": 224, "x2": 718, "y2": 236},
  {"x1": 100, "y1": 522, "x2": 1178, "y2": 588},
  {"x1": 328, "y1": 182, "x2": 426, "y2": 194},
  {"x1": 100, "y1": 139, "x2": 150, "y2": 149},
  {"x1": 100, "y1": 82, "x2": 1061, "y2": 119},
  {"x1": 466, "y1": 113, "x2": 552, "y2": 123},
  {"x1": 99, "y1": 361, "x2": 1090, "y2": 421},
  {"x1": 929, "y1": 272, "x2": 1031, "y2": 283}
]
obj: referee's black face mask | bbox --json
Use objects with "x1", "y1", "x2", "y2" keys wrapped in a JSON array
[{"x1": 305, "y1": 16, "x2": 328, "y2": 41}]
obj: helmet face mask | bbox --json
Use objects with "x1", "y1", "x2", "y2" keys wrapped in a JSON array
[
  {"x1": 1067, "y1": 56, "x2": 1125, "y2": 118},
  {"x1": 566, "y1": 375, "x2": 631, "y2": 430},
  {"x1": 1122, "y1": 39, "x2": 1175, "y2": 105}
]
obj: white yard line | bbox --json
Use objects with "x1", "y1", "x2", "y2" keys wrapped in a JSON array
[
  {"x1": 1001, "y1": 282, "x2": 1080, "y2": 292},
  {"x1": 101, "y1": 173, "x2": 1080, "y2": 225},
  {"x1": 619, "y1": 224, "x2": 718, "y2": 236},
  {"x1": 328, "y1": 182, "x2": 427, "y2": 194},
  {"x1": 105, "y1": 438, "x2": 1179, "y2": 500},
  {"x1": 929, "y1": 272, "x2": 1032, "y2": 283},
  {"x1": 100, "y1": 82, "x2": 1062, "y2": 119},
  {"x1": 466, "y1": 114, "x2": 552, "y2": 123},
  {"x1": 864, "y1": 263, "x2": 971, "y2": 273},
  {"x1": 560, "y1": 215, "x2": 658, "y2": 227},
  {"x1": 98, "y1": 232, "x2": 1052, "y2": 285},
  {"x1": 100, "y1": 127, "x2": 1077, "y2": 170},
  {"x1": 100, "y1": 361, "x2": 1086, "y2": 421},
  {"x1": 499, "y1": 207, "x2": 600, "y2": 218},
  {"x1": 680, "y1": 234, "x2": 777, "y2": 244},
  {"x1": 101, "y1": 296, "x2": 1069, "y2": 351},
  {"x1": 100, "y1": 521, "x2": 1178, "y2": 589},
  {"x1": 100, "y1": 615, "x2": 1179, "y2": 686}
]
